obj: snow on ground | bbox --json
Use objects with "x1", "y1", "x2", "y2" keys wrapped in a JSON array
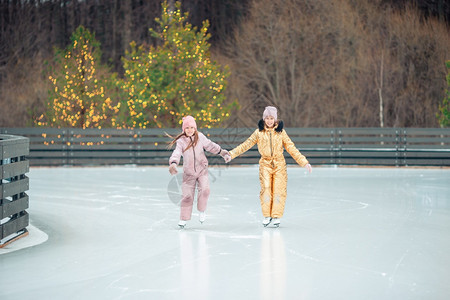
[{"x1": 1, "y1": 166, "x2": 449, "y2": 300}]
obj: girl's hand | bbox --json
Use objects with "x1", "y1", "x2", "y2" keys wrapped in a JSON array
[
  {"x1": 223, "y1": 154, "x2": 231, "y2": 163},
  {"x1": 219, "y1": 149, "x2": 230, "y2": 157},
  {"x1": 169, "y1": 163, "x2": 178, "y2": 175},
  {"x1": 220, "y1": 149, "x2": 232, "y2": 163},
  {"x1": 304, "y1": 163, "x2": 312, "y2": 174}
]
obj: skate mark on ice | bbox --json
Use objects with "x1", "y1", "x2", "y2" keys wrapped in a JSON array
[{"x1": 287, "y1": 247, "x2": 387, "y2": 278}]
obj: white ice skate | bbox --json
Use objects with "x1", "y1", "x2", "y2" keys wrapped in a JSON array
[
  {"x1": 272, "y1": 218, "x2": 280, "y2": 227},
  {"x1": 178, "y1": 220, "x2": 186, "y2": 229},
  {"x1": 262, "y1": 217, "x2": 272, "y2": 227},
  {"x1": 199, "y1": 212, "x2": 206, "y2": 224}
]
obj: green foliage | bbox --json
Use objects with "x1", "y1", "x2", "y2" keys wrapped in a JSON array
[
  {"x1": 121, "y1": 1, "x2": 235, "y2": 128},
  {"x1": 36, "y1": 2, "x2": 235, "y2": 130},
  {"x1": 437, "y1": 60, "x2": 450, "y2": 127},
  {"x1": 37, "y1": 26, "x2": 123, "y2": 128}
]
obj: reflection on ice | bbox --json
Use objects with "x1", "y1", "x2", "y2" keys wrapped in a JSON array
[
  {"x1": 179, "y1": 231, "x2": 210, "y2": 300},
  {"x1": 0, "y1": 166, "x2": 449, "y2": 300},
  {"x1": 260, "y1": 230, "x2": 286, "y2": 300}
]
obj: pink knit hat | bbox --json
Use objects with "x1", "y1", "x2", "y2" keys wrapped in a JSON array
[
  {"x1": 262, "y1": 106, "x2": 277, "y2": 121},
  {"x1": 182, "y1": 115, "x2": 197, "y2": 131}
]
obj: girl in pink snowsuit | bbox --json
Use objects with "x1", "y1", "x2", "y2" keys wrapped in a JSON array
[{"x1": 168, "y1": 116, "x2": 230, "y2": 228}]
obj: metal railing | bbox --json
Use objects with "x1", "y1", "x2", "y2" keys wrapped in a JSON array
[
  {"x1": 1, "y1": 127, "x2": 449, "y2": 166},
  {"x1": 0, "y1": 134, "x2": 30, "y2": 247}
]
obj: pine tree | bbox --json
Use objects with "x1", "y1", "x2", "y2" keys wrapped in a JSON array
[
  {"x1": 37, "y1": 26, "x2": 122, "y2": 129},
  {"x1": 121, "y1": 1, "x2": 235, "y2": 129}
]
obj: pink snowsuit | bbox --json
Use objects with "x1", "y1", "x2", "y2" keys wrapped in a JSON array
[{"x1": 169, "y1": 132, "x2": 222, "y2": 221}]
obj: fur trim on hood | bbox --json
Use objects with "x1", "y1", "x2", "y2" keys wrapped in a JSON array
[{"x1": 258, "y1": 119, "x2": 284, "y2": 132}]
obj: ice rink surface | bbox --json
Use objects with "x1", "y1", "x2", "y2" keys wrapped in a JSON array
[{"x1": 1, "y1": 166, "x2": 449, "y2": 300}]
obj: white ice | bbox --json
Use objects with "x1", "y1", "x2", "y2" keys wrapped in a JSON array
[{"x1": 1, "y1": 166, "x2": 450, "y2": 300}]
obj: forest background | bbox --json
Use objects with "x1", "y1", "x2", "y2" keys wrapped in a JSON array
[{"x1": 0, "y1": 0, "x2": 449, "y2": 128}]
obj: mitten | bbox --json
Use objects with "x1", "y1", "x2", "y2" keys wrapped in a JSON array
[
  {"x1": 223, "y1": 154, "x2": 231, "y2": 163},
  {"x1": 219, "y1": 149, "x2": 230, "y2": 158},
  {"x1": 169, "y1": 163, "x2": 178, "y2": 175}
]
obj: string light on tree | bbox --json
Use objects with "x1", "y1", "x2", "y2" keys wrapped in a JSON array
[
  {"x1": 121, "y1": 0, "x2": 237, "y2": 129},
  {"x1": 37, "y1": 26, "x2": 122, "y2": 130}
]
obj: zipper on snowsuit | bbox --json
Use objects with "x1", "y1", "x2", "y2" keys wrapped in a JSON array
[
  {"x1": 269, "y1": 131, "x2": 274, "y2": 168},
  {"x1": 190, "y1": 136, "x2": 197, "y2": 172}
]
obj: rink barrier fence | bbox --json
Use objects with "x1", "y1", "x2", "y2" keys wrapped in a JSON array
[
  {"x1": 0, "y1": 134, "x2": 30, "y2": 247},
  {"x1": 0, "y1": 127, "x2": 449, "y2": 166}
]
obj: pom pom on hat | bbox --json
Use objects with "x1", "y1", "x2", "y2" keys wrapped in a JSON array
[
  {"x1": 182, "y1": 115, "x2": 197, "y2": 131},
  {"x1": 262, "y1": 106, "x2": 277, "y2": 121}
]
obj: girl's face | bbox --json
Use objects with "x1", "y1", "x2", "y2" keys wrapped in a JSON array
[
  {"x1": 184, "y1": 126, "x2": 196, "y2": 137},
  {"x1": 264, "y1": 116, "x2": 275, "y2": 128}
]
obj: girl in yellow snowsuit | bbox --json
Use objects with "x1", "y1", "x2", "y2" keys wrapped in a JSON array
[{"x1": 227, "y1": 106, "x2": 312, "y2": 227}]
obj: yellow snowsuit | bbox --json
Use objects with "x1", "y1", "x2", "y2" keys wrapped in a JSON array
[{"x1": 230, "y1": 121, "x2": 309, "y2": 218}]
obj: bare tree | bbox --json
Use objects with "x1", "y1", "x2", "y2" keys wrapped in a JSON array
[{"x1": 224, "y1": 0, "x2": 450, "y2": 127}]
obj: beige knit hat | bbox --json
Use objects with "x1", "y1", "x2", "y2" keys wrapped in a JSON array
[{"x1": 262, "y1": 106, "x2": 277, "y2": 121}]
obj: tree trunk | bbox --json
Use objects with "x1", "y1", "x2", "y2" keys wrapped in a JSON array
[
  {"x1": 122, "y1": 0, "x2": 131, "y2": 53},
  {"x1": 378, "y1": 50, "x2": 384, "y2": 128}
]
